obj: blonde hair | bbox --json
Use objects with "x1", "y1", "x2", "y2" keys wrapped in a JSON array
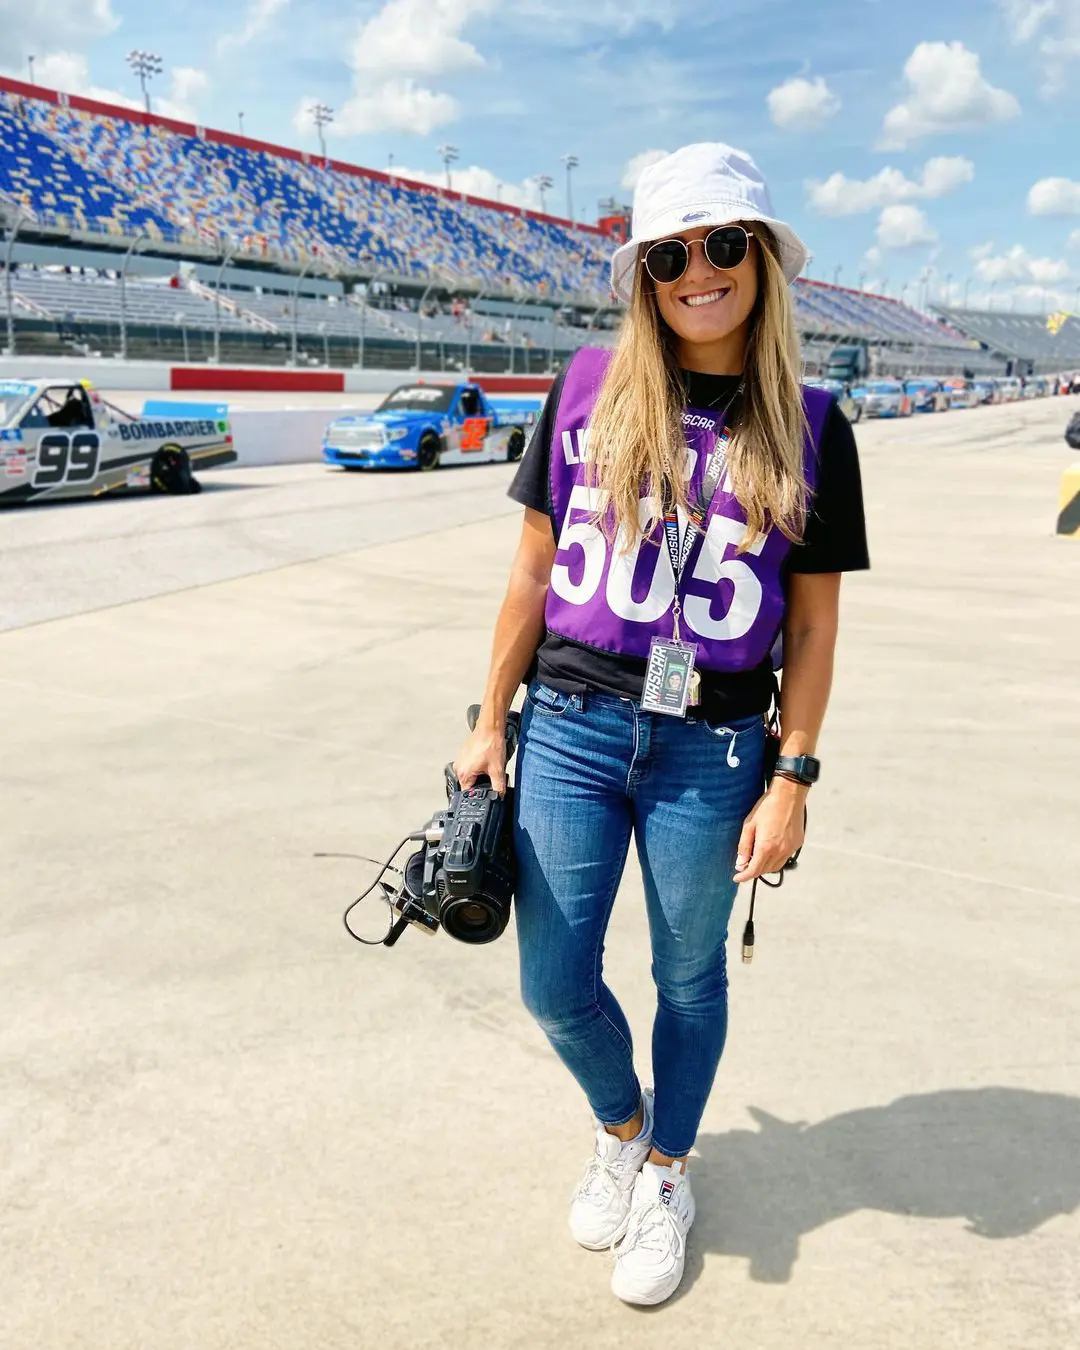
[{"x1": 585, "y1": 225, "x2": 809, "y2": 551}]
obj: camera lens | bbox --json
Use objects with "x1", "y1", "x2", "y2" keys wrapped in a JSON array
[{"x1": 440, "y1": 893, "x2": 508, "y2": 945}]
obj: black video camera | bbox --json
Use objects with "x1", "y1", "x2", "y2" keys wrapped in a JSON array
[{"x1": 345, "y1": 705, "x2": 520, "y2": 948}]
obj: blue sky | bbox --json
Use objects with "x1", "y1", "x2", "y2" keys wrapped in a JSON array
[{"x1": 4, "y1": 0, "x2": 1080, "y2": 312}]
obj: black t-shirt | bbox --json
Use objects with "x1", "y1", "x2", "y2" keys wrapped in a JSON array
[{"x1": 509, "y1": 366, "x2": 870, "y2": 720}]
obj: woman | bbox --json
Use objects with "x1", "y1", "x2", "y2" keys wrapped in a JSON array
[{"x1": 455, "y1": 143, "x2": 868, "y2": 1306}]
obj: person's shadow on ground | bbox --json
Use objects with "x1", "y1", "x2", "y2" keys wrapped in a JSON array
[{"x1": 657, "y1": 1088, "x2": 1080, "y2": 1303}]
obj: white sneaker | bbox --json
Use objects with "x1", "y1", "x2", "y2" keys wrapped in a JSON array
[
  {"x1": 568, "y1": 1089, "x2": 654, "y2": 1251},
  {"x1": 610, "y1": 1159, "x2": 696, "y2": 1306}
]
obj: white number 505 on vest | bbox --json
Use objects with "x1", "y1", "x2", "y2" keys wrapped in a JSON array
[{"x1": 550, "y1": 484, "x2": 767, "y2": 642}]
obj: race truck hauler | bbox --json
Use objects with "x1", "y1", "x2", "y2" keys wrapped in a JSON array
[{"x1": 825, "y1": 340, "x2": 871, "y2": 384}]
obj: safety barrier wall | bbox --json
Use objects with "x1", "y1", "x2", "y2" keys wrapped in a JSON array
[
  {"x1": 0, "y1": 357, "x2": 556, "y2": 398},
  {"x1": 226, "y1": 409, "x2": 368, "y2": 467}
]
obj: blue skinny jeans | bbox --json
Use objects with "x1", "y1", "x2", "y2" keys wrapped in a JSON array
[{"x1": 513, "y1": 680, "x2": 765, "y2": 1159}]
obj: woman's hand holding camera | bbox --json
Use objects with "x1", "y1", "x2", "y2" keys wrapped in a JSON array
[
  {"x1": 454, "y1": 721, "x2": 508, "y2": 796},
  {"x1": 733, "y1": 777, "x2": 807, "y2": 883}
]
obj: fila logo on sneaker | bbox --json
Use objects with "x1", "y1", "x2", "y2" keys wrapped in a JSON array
[{"x1": 659, "y1": 1179, "x2": 676, "y2": 1206}]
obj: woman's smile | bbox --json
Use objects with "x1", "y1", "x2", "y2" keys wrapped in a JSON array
[{"x1": 679, "y1": 286, "x2": 732, "y2": 308}]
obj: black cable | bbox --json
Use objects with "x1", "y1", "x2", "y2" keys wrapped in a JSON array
[
  {"x1": 317, "y1": 834, "x2": 420, "y2": 948},
  {"x1": 741, "y1": 803, "x2": 808, "y2": 964}
]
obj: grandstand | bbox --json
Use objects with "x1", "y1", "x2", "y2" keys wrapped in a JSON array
[
  {"x1": 931, "y1": 306, "x2": 1080, "y2": 375},
  {"x1": 0, "y1": 77, "x2": 994, "y2": 377}
]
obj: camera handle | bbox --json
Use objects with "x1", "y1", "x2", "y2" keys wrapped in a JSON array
[
  {"x1": 383, "y1": 914, "x2": 411, "y2": 948},
  {"x1": 466, "y1": 703, "x2": 521, "y2": 759}
]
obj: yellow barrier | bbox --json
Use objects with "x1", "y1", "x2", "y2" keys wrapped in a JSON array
[{"x1": 1059, "y1": 462, "x2": 1080, "y2": 537}]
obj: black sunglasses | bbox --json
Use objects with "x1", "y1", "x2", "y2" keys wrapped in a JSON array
[{"x1": 642, "y1": 225, "x2": 755, "y2": 286}]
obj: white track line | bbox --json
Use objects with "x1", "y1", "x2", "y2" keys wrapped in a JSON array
[{"x1": 812, "y1": 840, "x2": 1078, "y2": 905}]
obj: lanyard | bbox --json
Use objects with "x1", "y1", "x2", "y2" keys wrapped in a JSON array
[{"x1": 662, "y1": 425, "x2": 732, "y2": 641}]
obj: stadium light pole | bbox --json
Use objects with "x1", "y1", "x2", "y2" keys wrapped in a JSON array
[
  {"x1": 534, "y1": 174, "x2": 554, "y2": 214},
  {"x1": 963, "y1": 276, "x2": 971, "y2": 308},
  {"x1": 126, "y1": 51, "x2": 163, "y2": 115},
  {"x1": 311, "y1": 103, "x2": 334, "y2": 159},
  {"x1": 944, "y1": 271, "x2": 953, "y2": 307},
  {"x1": 988, "y1": 279, "x2": 997, "y2": 311},
  {"x1": 119, "y1": 232, "x2": 149, "y2": 360},
  {"x1": 832, "y1": 264, "x2": 842, "y2": 287},
  {"x1": 27, "y1": 55, "x2": 35, "y2": 86},
  {"x1": 437, "y1": 144, "x2": 459, "y2": 191},
  {"x1": 238, "y1": 111, "x2": 245, "y2": 136},
  {"x1": 561, "y1": 154, "x2": 579, "y2": 225}
]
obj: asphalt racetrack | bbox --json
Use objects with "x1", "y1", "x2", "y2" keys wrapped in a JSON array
[{"x1": 2, "y1": 394, "x2": 1079, "y2": 1349}]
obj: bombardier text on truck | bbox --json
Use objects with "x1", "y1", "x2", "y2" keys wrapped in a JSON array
[
  {"x1": 322, "y1": 382, "x2": 538, "y2": 471},
  {"x1": 0, "y1": 379, "x2": 235, "y2": 507}
]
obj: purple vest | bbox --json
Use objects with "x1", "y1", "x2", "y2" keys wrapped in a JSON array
[{"x1": 546, "y1": 347, "x2": 831, "y2": 674}]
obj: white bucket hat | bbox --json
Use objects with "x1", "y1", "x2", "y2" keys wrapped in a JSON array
[{"x1": 610, "y1": 142, "x2": 809, "y2": 303}]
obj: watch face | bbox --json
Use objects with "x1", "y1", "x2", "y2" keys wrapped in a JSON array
[{"x1": 778, "y1": 755, "x2": 820, "y2": 783}]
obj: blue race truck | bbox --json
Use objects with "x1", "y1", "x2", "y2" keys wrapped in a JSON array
[{"x1": 322, "y1": 381, "x2": 539, "y2": 471}]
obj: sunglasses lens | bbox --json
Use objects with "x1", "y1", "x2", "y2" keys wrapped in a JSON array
[
  {"x1": 704, "y1": 228, "x2": 750, "y2": 270},
  {"x1": 645, "y1": 240, "x2": 688, "y2": 284}
]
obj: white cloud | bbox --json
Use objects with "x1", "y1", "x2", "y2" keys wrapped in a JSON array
[
  {"x1": 876, "y1": 204, "x2": 938, "y2": 249},
  {"x1": 879, "y1": 42, "x2": 1020, "y2": 148},
  {"x1": 998, "y1": 0, "x2": 1080, "y2": 96},
  {"x1": 217, "y1": 0, "x2": 290, "y2": 55},
  {"x1": 16, "y1": 53, "x2": 209, "y2": 123},
  {"x1": 351, "y1": 0, "x2": 492, "y2": 76},
  {"x1": 391, "y1": 162, "x2": 543, "y2": 210},
  {"x1": 766, "y1": 75, "x2": 840, "y2": 131},
  {"x1": 155, "y1": 67, "x2": 210, "y2": 123},
  {"x1": 1069, "y1": 229, "x2": 1080, "y2": 250},
  {"x1": 0, "y1": 0, "x2": 118, "y2": 69},
  {"x1": 621, "y1": 149, "x2": 667, "y2": 191},
  {"x1": 1028, "y1": 177, "x2": 1080, "y2": 215},
  {"x1": 807, "y1": 156, "x2": 973, "y2": 215},
  {"x1": 973, "y1": 243, "x2": 1071, "y2": 283},
  {"x1": 302, "y1": 0, "x2": 494, "y2": 139},
  {"x1": 506, "y1": 0, "x2": 679, "y2": 40},
  {"x1": 1, "y1": 50, "x2": 138, "y2": 108},
  {"x1": 999, "y1": 0, "x2": 1057, "y2": 41},
  {"x1": 295, "y1": 81, "x2": 459, "y2": 139}
]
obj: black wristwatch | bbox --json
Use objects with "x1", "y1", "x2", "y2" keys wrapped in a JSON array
[{"x1": 773, "y1": 754, "x2": 821, "y2": 787}]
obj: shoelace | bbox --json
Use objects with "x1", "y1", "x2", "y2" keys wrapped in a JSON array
[
  {"x1": 573, "y1": 1149, "x2": 639, "y2": 1204},
  {"x1": 613, "y1": 1196, "x2": 686, "y2": 1260}
]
